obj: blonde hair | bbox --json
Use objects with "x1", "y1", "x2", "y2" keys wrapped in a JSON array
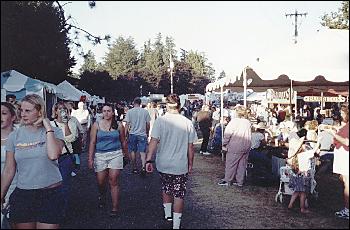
[
  {"x1": 21, "y1": 94, "x2": 46, "y2": 121},
  {"x1": 235, "y1": 106, "x2": 248, "y2": 119}
]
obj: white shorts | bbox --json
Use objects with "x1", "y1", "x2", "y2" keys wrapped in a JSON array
[
  {"x1": 94, "y1": 150, "x2": 123, "y2": 172},
  {"x1": 333, "y1": 146, "x2": 349, "y2": 176}
]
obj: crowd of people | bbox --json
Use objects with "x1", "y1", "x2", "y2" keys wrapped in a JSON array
[{"x1": 0, "y1": 92, "x2": 349, "y2": 229}]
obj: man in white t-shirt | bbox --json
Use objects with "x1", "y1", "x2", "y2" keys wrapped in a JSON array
[{"x1": 145, "y1": 94, "x2": 197, "y2": 229}]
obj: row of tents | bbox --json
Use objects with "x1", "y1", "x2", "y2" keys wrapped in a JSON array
[
  {"x1": 205, "y1": 29, "x2": 349, "y2": 106},
  {"x1": 1, "y1": 70, "x2": 105, "y2": 112}
]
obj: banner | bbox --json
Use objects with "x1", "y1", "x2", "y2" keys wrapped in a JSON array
[{"x1": 266, "y1": 89, "x2": 296, "y2": 104}]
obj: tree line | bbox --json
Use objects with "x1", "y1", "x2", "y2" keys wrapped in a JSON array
[
  {"x1": 78, "y1": 33, "x2": 216, "y2": 101},
  {"x1": 1, "y1": 1, "x2": 348, "y2": 101}
]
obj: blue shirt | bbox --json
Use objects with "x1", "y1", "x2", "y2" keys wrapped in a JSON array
[{"x1": 95, "y1": 129, "x2": 121, "y2": 153}]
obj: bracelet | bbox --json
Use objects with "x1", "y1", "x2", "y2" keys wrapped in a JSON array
[
  {"x1": 46, "y1": 130, "x2": 54, "y2": 134},
  {"x1": 146, "y1": 160, "x2": 154, "y2": 164}
]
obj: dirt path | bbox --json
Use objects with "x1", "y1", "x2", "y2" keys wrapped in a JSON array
[{"x1": 62, "y1": 141, "x2": 349, "y2": 229}]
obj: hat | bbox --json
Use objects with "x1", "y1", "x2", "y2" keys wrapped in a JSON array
[
  {"x1": 288, "y1": 136, "x2": 305, "y2": 158},
  {"x1": 254, "y1": 122, "x2": 267, "y2": 130}
]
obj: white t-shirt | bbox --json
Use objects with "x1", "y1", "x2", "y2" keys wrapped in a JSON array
[
  {"x1": 125, "y1": 107, "x2": 151, "y2": 136},
  {"x1": 151, "y1": 113, "x2": 198, "y2": 175}
]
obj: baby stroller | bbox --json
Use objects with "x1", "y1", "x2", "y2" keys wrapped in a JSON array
[{"x1": 275, "y1": 156, "x2": 318, "y2": 205}]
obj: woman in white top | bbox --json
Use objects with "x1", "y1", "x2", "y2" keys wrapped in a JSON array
[
  {"x1": 1, "y1": 102, "x2": 17, "y2": 228},
  {"x1": 50, "y1": 101, "x2": 79, "y2": 218}
]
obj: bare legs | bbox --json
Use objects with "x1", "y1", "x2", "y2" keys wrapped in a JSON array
[
  {"x1": 288, "y1": 191, "x2": 310, "y2": 213},
  {"x1": 342, "y1": 175, "x2": 349, "y2": 210},
  {"x1": 96, "y1": 169, "x2": 121, "y2": 212},
  {"x1": 130, "y1": 151, "x2": 146, "y2": 171}
]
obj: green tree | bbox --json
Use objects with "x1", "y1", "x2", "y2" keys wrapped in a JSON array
[
  {"x1": 79, "y1": 50, "x2": 97, "y2": 73},
  {"x1": 218, "y1": 70, "x2": 226, "y2": 80},
  {"x1": 104, "y1": 36, "x2": 139, "y2": 79},
  {"x1": 163, "y1": 36, "x2": 177, "y2": 67},
  {"x1": 321, "y1": 1, "x2": 349, "y2": 29},
  {"x1": 206, "y1": 62, "x2": 216, "y2": 82},
  {"x1": 1, "y1": 1, "x2": 75, "y2": 84},
  {"x1": 185, "y1": 51, "x2": 207, "y2": 76}
]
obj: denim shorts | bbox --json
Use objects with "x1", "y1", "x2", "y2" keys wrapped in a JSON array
[
  {"x1": 128, "y1": 134, "x2": 148, "y2": 153},
  {"x1": 94, "y1": 150, "x2": 123, "y2": 172},
  {"x1": 8, "y1": 186, "x2": 65, "y2": 224}
]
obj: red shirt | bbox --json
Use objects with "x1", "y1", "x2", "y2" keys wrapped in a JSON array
[{"x1": 334, "y1": 122, "x2": 349, "y2": 152}]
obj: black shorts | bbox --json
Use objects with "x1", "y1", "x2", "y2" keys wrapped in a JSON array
[
  {"x1": 8, "y1": 186, "x2": 65, "y2": 224},
  {"x1": 159, "y1": 172, "x2": 188, "y2": 199}
]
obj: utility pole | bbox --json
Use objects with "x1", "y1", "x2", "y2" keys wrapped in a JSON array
[
  {"x1": 169, "y1": 53, "x2": 174, "y2": 94},
  {"x1": 285, "y1": 10, "x2": 307, "y2": 44}
]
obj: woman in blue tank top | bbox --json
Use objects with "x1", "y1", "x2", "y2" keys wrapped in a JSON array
[{"x1": 88, "y1": 103, "x2": 128, "y2": 217}]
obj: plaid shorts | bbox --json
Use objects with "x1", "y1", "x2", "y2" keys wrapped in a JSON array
[{"x1": 159, "y1": 172, "x2": 188, "y2": 199}]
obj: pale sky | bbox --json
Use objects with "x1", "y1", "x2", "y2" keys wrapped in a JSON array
[{"x1": 61, "y1": 1, "x2": 343, "y2": 78}]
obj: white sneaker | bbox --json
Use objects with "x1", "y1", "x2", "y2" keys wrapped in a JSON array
[
  {"x1": 71, "y1": 172, "x2": 77, "y2": 177},
  {"x1": 335, "y1": 208, "x2": 349, "y2": 219},
  {"x1": 203, "y1": 152, "x2": 211, "y2": 155},
  {"x1": 232, "y1": 182, "x2": 243, "y2": 187},
  {"x1": 218, "y1": 180, "x2": 229, "y2": 186}
]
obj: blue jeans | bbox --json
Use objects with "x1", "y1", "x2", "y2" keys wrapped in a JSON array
[
  {"x1": 128, "y1": 134, "x2": 147, "y2": 152},
  {"x1": 58, "y1": 154, "x2": 74, "y2": 217}
]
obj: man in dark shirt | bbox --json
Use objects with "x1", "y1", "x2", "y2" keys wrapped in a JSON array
[{"x1": 196, "y1": 105, "x2": 212, "y2": 155}]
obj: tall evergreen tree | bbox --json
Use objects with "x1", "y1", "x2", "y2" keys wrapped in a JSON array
[
  {"x1": 104, "y1": 36, "x2": 139, "y2": 79},
  {"x1": 218, "y1": 70, "x2": 226, "y2": 80}
]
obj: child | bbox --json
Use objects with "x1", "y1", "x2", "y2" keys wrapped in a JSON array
[{"x1": 287, "y1": 136, "x2": 316, "y2": 213}]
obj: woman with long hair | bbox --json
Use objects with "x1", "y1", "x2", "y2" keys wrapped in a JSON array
[{"x1": 88, "y1": 103, "x2": 128, "y2": 217}]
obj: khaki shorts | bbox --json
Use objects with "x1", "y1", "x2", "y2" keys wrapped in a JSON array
[{"x1": 94, "y1": 150, "x2": 123, "y2": 172}]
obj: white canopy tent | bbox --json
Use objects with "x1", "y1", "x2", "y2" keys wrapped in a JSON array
[
  {"x1": 57, "y1": 80, "x2": 85, "y2": 102},
  {"x1": 1, "y1": 70, "x2": 64, "y2": 118},
  {"x1": 206, "y1": 29, "x2": 349, "y2": 157}
]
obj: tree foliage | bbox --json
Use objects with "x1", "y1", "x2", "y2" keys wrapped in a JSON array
[
  {"x1": 321, "y1": 1, "x2": 349, "y2": 30},
  {"x1": 218, "y1": 70, "x2": 226, "y2": 80},
  {"x1": 1, "y1": 1, "x2": 75, "y2": 84},
  {"x1": 104, "y1": 36, "x2": 139, "y2": 79},
  {"x1": 1, "y1": 1, "x2": 215, "y2": 98},
  {"x1": 79, "y1": 50, "x2": 97, "y2": 73}
]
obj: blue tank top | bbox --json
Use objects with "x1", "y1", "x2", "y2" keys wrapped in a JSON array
[{"x1": 95, "y1": 123, "x2": 121, "y2": 153}]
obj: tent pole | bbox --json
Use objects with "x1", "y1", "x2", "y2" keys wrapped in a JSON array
[
  {"x1": 243, "y1": 67, "x2": 247, "y2": 108},
  {"x1": 290, "y1": 80, "x2": 293, "y2": 121},
  {"x1": 221, "y1": 85, "x2": 224, "y2": 162}
]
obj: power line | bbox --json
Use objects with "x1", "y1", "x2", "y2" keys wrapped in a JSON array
[{"x1": 285, "y1": 10, "x2": 307, "y2": 44}]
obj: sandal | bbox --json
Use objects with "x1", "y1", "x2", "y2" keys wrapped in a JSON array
[{"x1": 109, "y1": 210, "x2": 118, "y2": 217}]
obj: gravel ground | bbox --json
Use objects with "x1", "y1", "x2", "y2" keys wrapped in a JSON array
[{"x1": 62, "y1": 139, "x2": 349, "y2": 229}]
